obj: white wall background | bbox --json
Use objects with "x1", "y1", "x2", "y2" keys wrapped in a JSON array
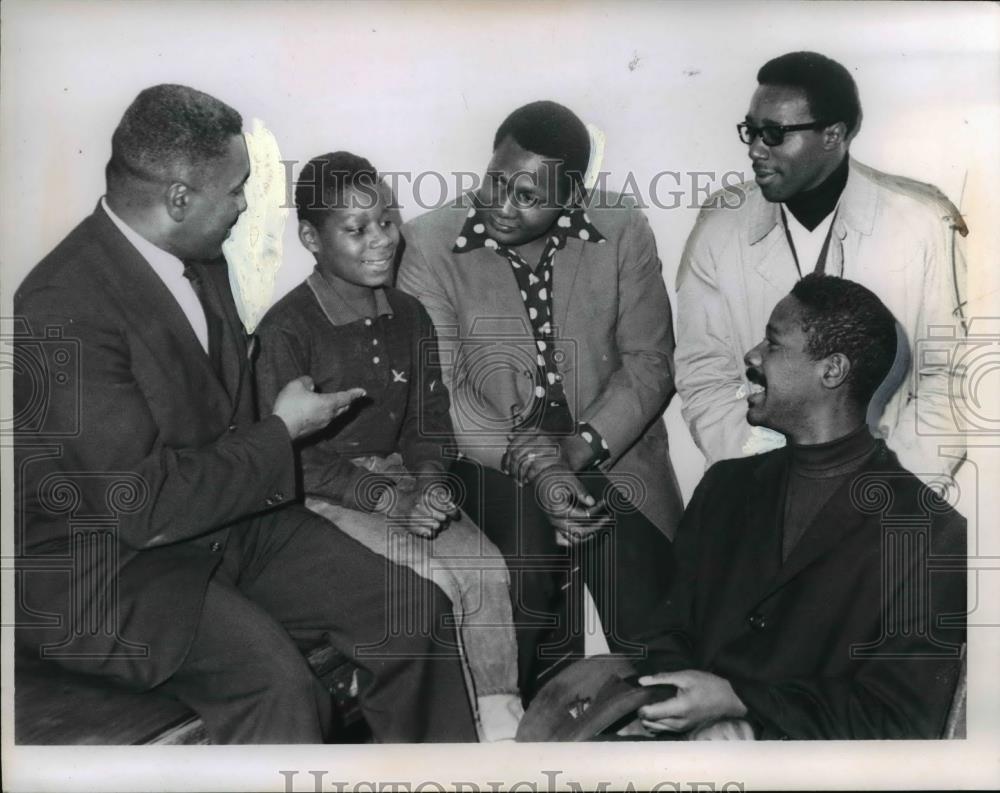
[
  {"x1": 2, "y1": 0, "x2": 998, "y2": 503},
  {"x1": 3, "y1": 2, "x2": 1000, "y2": 789}
]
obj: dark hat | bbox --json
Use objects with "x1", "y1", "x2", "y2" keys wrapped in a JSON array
[{"x1": 516, "y1": 655, "x2": 677, "y2": 742}]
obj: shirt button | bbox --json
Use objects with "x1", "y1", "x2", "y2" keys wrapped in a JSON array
[
  {"x1": 264, "y1": 492, "x2": 283, "y2": 507},
  {"x1": 372, "y1": 338, "x2": 379, "y2": 346},
  {"x1": 747, "y1": 612, "x2": 766, "y2": 631},
  {"x1": 209, "y1": 541, "x2": 223, "y2": 552}
]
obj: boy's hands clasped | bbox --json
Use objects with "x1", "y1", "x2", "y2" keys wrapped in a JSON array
[
  {"x1": 272, "y1": 379, "x2": 611, "y2": 544},
  {"x1": 374, "y1": 462, "x2": 461, "y2": 539}
]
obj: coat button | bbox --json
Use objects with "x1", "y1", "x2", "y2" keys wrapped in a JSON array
[
  {"x1": 210, "y1": 541, "x2": 222, "y2": 552},
  {"x1": 264, "y1": 491, "x2": 284, "y2": 507},
  {"x1": 747, "y1": 612, "x2": 766, "y2": 631},
  {"x1": 227, "y1": 424, "x2": 238, "y2": 432}
]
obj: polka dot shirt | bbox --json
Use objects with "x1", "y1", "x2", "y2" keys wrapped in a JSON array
[{"x1": 452, "y1": 204, "x2": 611, "y2": 468}]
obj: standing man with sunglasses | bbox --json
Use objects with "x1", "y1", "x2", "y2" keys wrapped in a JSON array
[{"x1": 675, "y1": 51, "x2": 968, "y2": 486}]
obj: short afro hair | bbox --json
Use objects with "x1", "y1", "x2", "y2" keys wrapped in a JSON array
[
  {"x1": 493, "y1": 100, "x2": 590, "y2": 198},
  {"x1": 758, "y1": 51, "x2": 862, "y2": 136},
  {"x1": 107, "y1": 84, "x2": 242, "y2": 186},
  {"x1": 791, "y1": 273, "x2": 897, "y2": 405},
  {"x1": 295, "y1": 151, "x2": 380, "y2": 228}
]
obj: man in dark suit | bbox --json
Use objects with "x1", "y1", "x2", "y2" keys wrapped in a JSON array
[
  {"x1": 14, "y1": 84, "x2": 476, "y2": 743},
  {"x1": 636, "y1": 274, "x2": 966, "y2": 740}
]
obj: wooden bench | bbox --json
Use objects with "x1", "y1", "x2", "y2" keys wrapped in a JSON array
[{"x1": 15, "y1": 645, "x2": 367, "y2": 745}]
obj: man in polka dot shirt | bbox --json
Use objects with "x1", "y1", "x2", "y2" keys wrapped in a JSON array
[{"x1": 398, "y1": 101, "x2": 683, "y2": 699}]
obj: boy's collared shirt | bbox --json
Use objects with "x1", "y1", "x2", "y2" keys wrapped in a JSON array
[
  {"x1": 254, "y1": 271, "x2": 452, "y2": 510},
  {"x1": 307, "y1": 271, "x2": 394, "y2": 327}
]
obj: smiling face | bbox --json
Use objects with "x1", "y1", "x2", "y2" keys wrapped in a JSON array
[
  {"x1": 476, "y1": 136, "x2": 570, "y2": 247},
  {"x1": 743, "y1": 295, "x2": 826, "y2": 437},
  {"x1": 174, "y1": 134, "x2": 250, "y2": 259},
  {"x1": 301, "y1": 181, "x2": 399, "y2": 290},
  {"x1": 745, "y1": 84, "x2": 841, "y2": 203}
]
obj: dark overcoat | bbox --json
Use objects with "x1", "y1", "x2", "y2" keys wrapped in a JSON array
[{"x1": 638, "y1": 442, "x2": 967, "y2": 739}]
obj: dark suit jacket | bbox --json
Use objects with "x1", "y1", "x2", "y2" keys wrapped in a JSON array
[
  {"x1": 637, "y1": 441, "x2": 966, "y2": 739},
  {"x1": 14, "y1": 204, "x2": 295, "y2": 690}
]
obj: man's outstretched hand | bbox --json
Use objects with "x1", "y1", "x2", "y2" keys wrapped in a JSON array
[{"x1": 273, "y1": 376, "x2": 366, "y2": 439}]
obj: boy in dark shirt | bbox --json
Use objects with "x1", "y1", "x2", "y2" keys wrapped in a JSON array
[{"x1": 255, "y1": 152, "x2": 522, "y2": 741}]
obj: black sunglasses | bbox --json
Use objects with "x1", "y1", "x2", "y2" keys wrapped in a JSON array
[{"x1": 737, "y1": 120, "x2": 832, "y2": 147}]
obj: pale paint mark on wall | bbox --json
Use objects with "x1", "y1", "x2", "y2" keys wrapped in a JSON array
[{"x1": 223, "y1": 118, "x2": 289, "y2": 334}]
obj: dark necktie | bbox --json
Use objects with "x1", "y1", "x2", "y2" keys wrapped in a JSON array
[{"x1": 182, "y1": 263, "x2": 224, "y2": 380}]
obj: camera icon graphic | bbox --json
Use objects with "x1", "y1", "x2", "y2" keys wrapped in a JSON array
[
  {"x1": 915, "y1": 318, "x2": 1000, "y2": 436},
  {"x1": 418, "y1": 316, "x2": 578, "y2": 437},
  {"x1": 2, "y1": 318, "x2": 81, "y2": 437}
]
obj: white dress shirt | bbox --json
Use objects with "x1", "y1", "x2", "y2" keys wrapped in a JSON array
[{"x1": 101, "y1": 196, "x2": 209, "y2": 353}]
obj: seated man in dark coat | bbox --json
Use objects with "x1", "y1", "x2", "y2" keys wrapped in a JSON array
[
  {"x1": 636, "y1": 274, "x2": 966, "y2": 740},
  {"x1": 13, "y1": 84, "x2": 476, "y2": 744}
]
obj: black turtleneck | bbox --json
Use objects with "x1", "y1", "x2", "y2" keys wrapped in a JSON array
[
  {"x1": 785, "y1": 155, "x2": 850, "y2": 231},
  {"x1": 781, "y1": 424, "x2": 877, "y2": 562}
]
